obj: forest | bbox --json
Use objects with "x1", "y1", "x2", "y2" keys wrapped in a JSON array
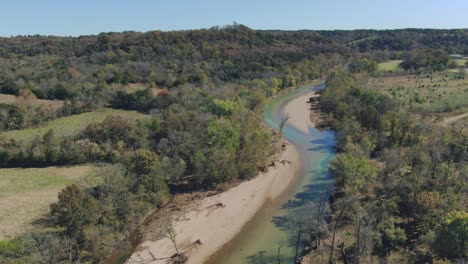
[
  {"x1": 0, "y1": 25, "x2": 466, "y2": 263},
  {"x1": 301, "y1": 68, "x2": 466, "y2": 263}
]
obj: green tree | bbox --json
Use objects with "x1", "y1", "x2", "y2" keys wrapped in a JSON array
[
  {"x1": 375, "y1": 219, "x2": 407, "y2": 255},
  {"x1": 435, "y1": 211, "x2": 468, "y2": 259},
  {"x1": 211, "y1": 98, "x2": 239, "y2": 116},
  {"x1": 127, "y1": 149, "x2": 169, "y2": 203},
  {"x1": 50, "y1": 184, "x2": 98, "y2": 240},
  {"x1": 207, "y1": 117, "x2": 241, "y2": 151},
  {"x1": 330, "y1": 153, "x2": 377, "y2": 196},
  {"x1": 349, "y1": 58, "x2": 378, "y2": 74}
]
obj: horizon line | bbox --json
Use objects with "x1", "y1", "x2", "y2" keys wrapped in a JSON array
[{"x1": 1, "y1": 25, "x2": 467, "y2": 38}]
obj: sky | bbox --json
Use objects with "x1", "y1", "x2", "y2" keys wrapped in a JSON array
[{"x1": 1, "y1": 0, "x2": 467, "y2": 36}]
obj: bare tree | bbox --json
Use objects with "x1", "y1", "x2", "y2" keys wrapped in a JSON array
[
  {"x1": 355, "y1": 207, "x2": 375, "y2": 259},
  {"x1": 293, "y1": 221, "x2": 304, "y2": 263},
  {"x1": 67, "y1": 237, "x2": 73, "y2": 264},
  {"x1": 450, "y1": 122, "x2": 466, "y2": 137},
  {"x1": 28, "y1": 232, "x2": 63, "y2": 264},
  {"x1": 279, "y1": 113, "x2": 290, "y2": 135},
  {"x1": 163, "y1": 226, "x2": 189, "y2": 263},
  {"x1": 276, "y1": 241, "x2": 283, "y2": 264},
  {"x1": 285, "y1": 215, "x2": 308, "y2": 264},
  {"x1": 310, "y1": 190, "x2": 329, "y2": 249},
  {"x1": 165, "y1": 226, "x2": 180, "y2": 255},
  {"x1": 329, "y1": 198, "x2": 356, "y2": 264}
]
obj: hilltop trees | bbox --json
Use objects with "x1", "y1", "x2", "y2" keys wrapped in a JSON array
[{"x1": 0, "y1": 24, "x2": 342, "y2": 107}]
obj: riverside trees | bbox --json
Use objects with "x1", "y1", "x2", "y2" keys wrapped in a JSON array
[
  {"x1": 0, "y1": 84, "x2": 275, "y2": 263},
  {"x1": 310, "y1": 70, "x2": 467, "y2": 263}
]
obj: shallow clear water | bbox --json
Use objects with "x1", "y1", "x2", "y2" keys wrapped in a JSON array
[{"x1": 207, "y1": 85, "x2": 337, "y2": 264}]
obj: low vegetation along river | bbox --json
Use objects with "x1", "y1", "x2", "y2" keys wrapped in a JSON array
[{"x1": 207, "y1": 84, "x2": 337, "y2": 263}]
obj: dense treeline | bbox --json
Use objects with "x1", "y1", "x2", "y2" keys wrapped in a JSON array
[
  {"x1": 317, "y1": 28, "x2": 468, "y2": 54},
  {"x1": 400, "y1": 49, "x2": 453, "y2": 72},
  {"x1": 3, "y1": 27, "x2": 466, "y2": 105},
  {"x1": 0, "y1": 25, "x2": 343, "y2": 101},
  {"x1": 306, "y1": 70, "x2": 467, "y2": 263},
  {"x1": 1, "y1": 26, "x2": 465, "y2": 126}
]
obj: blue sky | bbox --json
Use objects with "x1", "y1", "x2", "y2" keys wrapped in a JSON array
[{"x1": 1, "y1": 0, "x2": 467, "y2": 36}]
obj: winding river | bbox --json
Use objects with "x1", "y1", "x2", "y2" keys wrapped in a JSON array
[{"x1": 207, "y1": 84, "x2": 337, "y2": 263}]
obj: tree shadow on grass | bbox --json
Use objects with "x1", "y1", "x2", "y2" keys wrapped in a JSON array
[{"x1": 30, "y1": 214, "x2": 55, "y2": 229}]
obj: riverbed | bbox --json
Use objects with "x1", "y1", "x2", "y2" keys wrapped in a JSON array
[{"x1": 207, "y1": 84, "x2": 337, "y2": 263}]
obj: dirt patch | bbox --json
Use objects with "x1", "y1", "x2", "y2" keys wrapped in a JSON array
[{"x1": 308, "y1": 93, "x2": 332, "y2": 130}]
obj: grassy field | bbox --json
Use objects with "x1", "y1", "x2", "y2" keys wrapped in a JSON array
[
  {"x1": 0, "y1": 165, "x2": 93, "y2": 239},
  {"x1": 377, "y1": 60, "x2": 403, "y2": 72},
  {"x1": 368, "y1": 71, "x2": 468, "y2": 115},
  {"x1": 1, "y1": 108, "x2": 150, "y2": 142}
]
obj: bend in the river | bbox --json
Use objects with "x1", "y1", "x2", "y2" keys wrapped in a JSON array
[{"x1": 207, "y1": 84, "x2": 337, "y2": 263}]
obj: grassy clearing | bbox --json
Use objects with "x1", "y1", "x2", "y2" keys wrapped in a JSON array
[
  {"x1": 1, "y1": 108, "x2": 150, "y2": 142},
  {"x1": 368, "y1": 71, "x2": 468, "y2": 115},
  {"x1": 0, "y1": 165, "x2": 93, "y2": 239},
  {"x1": 378, "y1": 60, "x2": 403, "y2": 72},
  {"x1": 455, "y1": 59, "x2": 467, "y2": 67},
  {"x1": 0, "y1": 93, "x2": 63, "y2": 110}
]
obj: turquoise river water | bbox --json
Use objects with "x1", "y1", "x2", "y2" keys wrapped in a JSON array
[{"x1": 206, "y1": 84, "x2": 337, "y2": 263}]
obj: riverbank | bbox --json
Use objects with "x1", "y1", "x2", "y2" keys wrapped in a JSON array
[
  {"x1": 126, "y1": 142, "x2": 301, "y2": 264},
  {"x1": 126, "y1": 83, "x2": 323, "y2": 264},
  {"x1": 283, "y1": 90, "x2": 316, "y2": 134}
]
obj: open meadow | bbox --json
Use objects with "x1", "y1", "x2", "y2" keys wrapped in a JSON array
[
  {"x1": 0, "y1": 165, "x2": 93, "y2": 239},
  {"x1": 377, "y1": 60, "x2": 403, "y2": 73},
  {"x1": 368, "y1": 70, "x2": 468, "y2": 115},
  {"x1": 455, "y1": 59, "x2": 467, "y2": 66}
]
